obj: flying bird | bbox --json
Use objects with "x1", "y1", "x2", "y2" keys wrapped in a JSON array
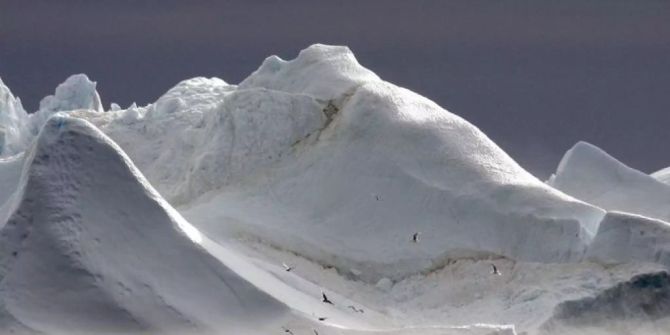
[
  {"x1": 491, "y1": 263, "x2": 501, "y2": 276},
  {"x1": 313, "y1": 330, "x2": 319, "y2": 335},
  {"x1": 318, "y1": 317, "x2": 327, "y2": 321},
  {"x1": 412, "y1": 232, "x2": 420, "y2": 243},
  {"x1": 282, "y1": 262, "x2": 293, "y2": 272},
  {"x1": 348, "y1": 305, "x2": 364, "y2": 313},
  {"x1": 321, "y1": 291, "x2": 334, "y2": 305},
  {"x1": 282, "y1": 326, "x2": 294, "y2": 335}
]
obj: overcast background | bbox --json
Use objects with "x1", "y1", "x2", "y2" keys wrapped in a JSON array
[{"x1": 1, "y1": 0, "x2": 669, "y2": 178}]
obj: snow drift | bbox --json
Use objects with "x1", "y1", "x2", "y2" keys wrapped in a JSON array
[
  {"x1": 548, "y1": 141, "x2": 670, "y2": 223},
  {"x1": 0, "y1": 116, "x2": 290, "y2": 334}
]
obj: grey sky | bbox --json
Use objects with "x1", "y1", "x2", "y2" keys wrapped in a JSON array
[{"x1": 1, "y1": 0, "x2": 669, "y2": 178}]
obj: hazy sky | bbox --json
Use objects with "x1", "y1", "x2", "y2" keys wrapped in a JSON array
[{"x1": 1, "y1": 1, "x2": 669, "y2": 178}]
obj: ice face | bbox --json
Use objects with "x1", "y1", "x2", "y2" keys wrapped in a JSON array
[
  {"x1": 0, "y1": 77, "x2": 29, "y2": 157},
  {"x1": 38, "y1": 74, "x2": 103, "y2": 114}
]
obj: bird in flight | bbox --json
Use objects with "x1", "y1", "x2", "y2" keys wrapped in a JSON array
[
  {"x1": 348, "y1": 305, "x2": 364, "y2": 313},
  {"x1": 282, "y1": 326, "x2": 294, "y2": 335},
  {"x1": 322, "y1": 291, "x2": 334, "y2": 305},
  {"x1": 491, "y1": 263, "x2": 501, "y2": 276},
  {"x1": 282, "y1": 262, "x2": 293, "y2": 272},
  {"x1": 412, "y1": 232, "x2": 420, "y2": 243},
  {"x1": 318, "y1": 317, "x2": 327, "y2": 321}
]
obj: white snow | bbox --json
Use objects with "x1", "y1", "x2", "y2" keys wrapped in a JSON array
[
  {"x1": 61, "y1": 45, "x2": 603, "y2": 283},
  {"x1": 180, "y1": 52, "x2": 604, "y2": 281},
  {"x1": 652, "y1": 166, "x2": 670, "y2": 185},
  {"x1": 587, "y1": 211, "x2": 670, "y2": 267},
  {"x1": 548, "y1": 141, "x2": 670, "y2": 223},
  {"x1": 0, "y1": 154, "x2": 24, "y2": 222},
  {"x1": 0, "y1": 78, "x2": 29, "y2": 157},
  {"x1": 0, "y1": 74, "x2": 104, "y2": 158},
  {"x1": 0, "y1": 116, "x2": 295, "y2": 334},
  {"x1": 37, "y1": 74, "x2": 103, "y2": 114},
  {"x1": 0, "y1": 44, "x2": 669, "y2": 334},
  {"x1": 239, "y1": 44, "x2": 380, "y2": 100}
]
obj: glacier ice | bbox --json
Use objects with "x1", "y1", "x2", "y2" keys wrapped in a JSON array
[
  {"x1": 37, "y1": 74, "x2": 103, "y2": 114},
  {"x1": 0, "y1": 44, "x2": 668, "y2": 335},
  {"x1": 587, "y1": 212, "x2": 670, "y2": 267},
  {"x1": 549, "y1": 141, "x2": 670, "y2": 223},
  {"x1": 240, "y1": 44, "x2": 380, "y2": 100},
  {"x1": 0, "y1": 78, "x2": 29, "y2": 157}
]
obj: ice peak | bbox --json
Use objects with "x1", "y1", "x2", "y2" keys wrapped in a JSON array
[
  {"x1": 295, "y1": 44, "x2": 356, "y2": 64},
  {"x1": 0, "y1": 76, "x2": 29, "y2": 156},
  {"x1": 149, "y1": 76, "x2": 233, "y2": 117},
  {"x1": 550, "y1": 141, "x2": 670, "y2": 223},
  {"x1": 554, "y1": 141, "x2": 622, "y2": 181},
  {"x1": 38, "y1": 115, "x2": 100, "y2": 144},
  {"x1": 240, "y1": 44, "x2": 380, "y2": 100},
  {"x1": 38, "y1": 74, "x2": 103, "y2": 114},
  {"x1": 31, "y1": 116, "x2": 111, "y2": 163}
]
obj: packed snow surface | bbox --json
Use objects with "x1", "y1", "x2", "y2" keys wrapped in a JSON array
[{"x1": 1, "y1": 44, "x2": 669, "y2": 334}]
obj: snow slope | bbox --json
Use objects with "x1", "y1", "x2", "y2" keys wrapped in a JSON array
[
  {"x1": 177, "y1": 45, "x2": 604, "y2": 280},
  {"x1": 0, "y1": 116, "x2": 292, "y2": 334},
  {"x1": 548, "y1": 141, "x2": 670, "y2": 223},
  {"x1": 54, "y1": 45, "x2": 605, "y2": 283}
]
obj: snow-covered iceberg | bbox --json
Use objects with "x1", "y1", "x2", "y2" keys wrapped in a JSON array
[
  {"x1": 548, "y1": 141, "x2": 670, "y2": 223},
  {"x1": 180, "y1": 45, "x2": 605, "y2": 280},
  {"x1": 64, "y1": 45, "x2": 606, "y2": 282},
  {"x1": 1, "y1": 44, "x2": 669, "y2": 335}
]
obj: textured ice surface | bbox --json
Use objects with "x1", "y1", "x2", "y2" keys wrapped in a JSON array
[{"x1": 0, "y1": 44, "x2": 668, "y2": 334}]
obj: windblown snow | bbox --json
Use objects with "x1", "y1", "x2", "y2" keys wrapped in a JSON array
[{"x1": 0, "y1": 44, "x2": 668, "y2": 335}]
